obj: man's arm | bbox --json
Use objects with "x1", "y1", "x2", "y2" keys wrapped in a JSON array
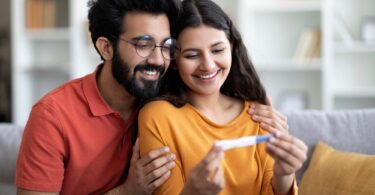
[
  {"x1": 18, "y1": 141, "x2": 174, "y2": 195},
  {"x1": 17, "y1": 189, "x2": 58, "y2": 195}
]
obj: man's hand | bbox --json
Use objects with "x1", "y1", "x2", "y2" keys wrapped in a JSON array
[
  {"x1": 123, "y1": 139, "x2": 176, "y2": 195},
  {"x1": 248, "y1": 96, "x2": 288, "y2": 134}
]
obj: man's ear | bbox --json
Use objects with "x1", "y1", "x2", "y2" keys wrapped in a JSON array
[{"x1": 96, "y1": 37, "x2": 114, "y2": 60}]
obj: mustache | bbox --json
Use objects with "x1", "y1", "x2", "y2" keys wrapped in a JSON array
[{"x1": 134, "y1": 64, "x2": 165, "y2": 75}]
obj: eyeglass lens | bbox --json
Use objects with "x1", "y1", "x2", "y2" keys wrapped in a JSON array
[{"x1": 135, "y1": 38, "x2": 176, "y2": 60}]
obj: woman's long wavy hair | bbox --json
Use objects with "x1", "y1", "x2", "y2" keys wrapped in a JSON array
[{"x1": 156, "y1": 0, "x2": 267, "y2": 106}]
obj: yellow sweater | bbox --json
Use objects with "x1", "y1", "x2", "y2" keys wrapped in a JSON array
[{"x1": 139, "y1": 100, "x2": 294, "y2": 195}]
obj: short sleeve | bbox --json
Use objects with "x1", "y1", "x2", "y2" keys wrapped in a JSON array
[
  {"x1": 15, "y1": 102, "x2": 66, "y2": 192},
  {"x1": 138, "y1": 102, "x2": 185, "y2": 195}
]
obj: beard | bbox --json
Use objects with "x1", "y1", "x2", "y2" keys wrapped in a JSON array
[{"x1": 111, "y1": 52, "x2": 165, "y2": 100}]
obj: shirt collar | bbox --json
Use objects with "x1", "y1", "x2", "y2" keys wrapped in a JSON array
[{"x1": 83, "y1": 64, "x2": 117, "y2": 116}]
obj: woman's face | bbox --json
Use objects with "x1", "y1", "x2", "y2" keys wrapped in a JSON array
[{"x1": 176, "y1": 25, "x2": 232, "y2": 96}]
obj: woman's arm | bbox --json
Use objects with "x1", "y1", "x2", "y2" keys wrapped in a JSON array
[
  {"x1": 266, "y1": 133, "x2": 307, "y2": 195},
  {"x1": 138, "y1": 105, "x2": 184, "y2": 195}
]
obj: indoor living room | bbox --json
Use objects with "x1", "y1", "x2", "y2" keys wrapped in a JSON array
[{"x1": 1, "y1": 0, "x2": 375, "y2": 194}]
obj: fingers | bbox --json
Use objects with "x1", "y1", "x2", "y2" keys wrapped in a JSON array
[
  {"x1": 250, "y1": 103, "x2": 287, "y2": 124},
  {"x1": 131, "y1": 139, "x2": 140, "y2": 164},
  {"x1": 195, "y1": 145, "x2": 224, "y2": 179},
  {"x1": 186, "y1": 145, "x2": 224, "y2": 195},
  {"x1": 265, "y1": 95, "x2": 273, "y2": 106},
  {"x1": 139, "y1": 146, "x2": 172, "y2": 167},
  {"x1": 266, "y1": 133, "x2": 308, "y2": 174},
  {"x1": 146, "y1": 165, "x2": 173, "y2": 190},
  {"x1": 248, "y1": 103, "x2": 288, "y2": 133},
  {"x1": 211, "y1": 166, "x2": 225, "y2": 190},
  {"x1": 133, "y1": 146, "x2": 176, "y2": 193},
  {"x1": 142, "y1": 152, "x2": 176, "y2": 176}
]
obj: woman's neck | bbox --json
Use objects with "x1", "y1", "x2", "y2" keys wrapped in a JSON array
[{"x1": 187, "y1": 92, "x2": 243, "y2": 125}]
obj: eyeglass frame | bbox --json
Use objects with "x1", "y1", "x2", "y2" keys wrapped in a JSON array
[{"x1": 118, "y1": 36, "x2": 177, "y2": 60}]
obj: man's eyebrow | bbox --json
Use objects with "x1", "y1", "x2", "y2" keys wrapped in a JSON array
[{"x1": 131, "y1": 35, "x2": 154, "y2": 41}]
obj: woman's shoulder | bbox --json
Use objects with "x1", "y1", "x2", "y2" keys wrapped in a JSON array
[
  {"x1": 141, "y1": 99, "x2": 179, "y2": 111},
  {"x1": 139, "y1": 100, "x2": 182, "y2": 119}
]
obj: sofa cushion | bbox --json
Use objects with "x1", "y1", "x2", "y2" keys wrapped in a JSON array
[
  {"x1": 299, "y1": 142, "x2": 375, "y2": 195},
  {"x1": 0, "y1": 123, "x2": 23, "y2": 184},
  {"x1": 286, "y1": 109, "x2": 375, "y2": 182}
]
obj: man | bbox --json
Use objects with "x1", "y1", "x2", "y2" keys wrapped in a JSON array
[{"x1": 15, "y1": 0, "x2": 288, "y2": 194}]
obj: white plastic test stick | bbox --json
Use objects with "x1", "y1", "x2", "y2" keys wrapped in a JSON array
[{"x1": 215, "y1": 134, "x2": 273, "y2": 151}]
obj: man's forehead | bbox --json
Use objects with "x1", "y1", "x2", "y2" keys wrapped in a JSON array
[{"x1": 121, "y1": 11, "x2": 171, "y2": 40}]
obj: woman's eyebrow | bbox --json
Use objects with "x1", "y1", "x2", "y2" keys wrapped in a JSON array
[{"x1": 211, "y1": 41, "x2": 225, "y2": 47}]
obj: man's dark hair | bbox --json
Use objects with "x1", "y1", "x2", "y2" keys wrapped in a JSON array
[
  {"x1": 159, "y1": 0, "x2": 267, "y2": 106},
  {"x1": 88, "y1": 0, "x2": 181, "y2": 60}
]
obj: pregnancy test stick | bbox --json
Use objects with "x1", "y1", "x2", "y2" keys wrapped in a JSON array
[{"x1": 215, "y1": 134, "x2": 273, "y2": 151}]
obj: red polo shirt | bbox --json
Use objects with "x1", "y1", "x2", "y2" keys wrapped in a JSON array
[{"x1": 16, "y1": 65, "x2": 134, "y2": 194}]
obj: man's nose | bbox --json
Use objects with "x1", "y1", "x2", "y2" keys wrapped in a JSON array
[{"x1": 146, "y1": 47, "x2": 164, "y2": 66}]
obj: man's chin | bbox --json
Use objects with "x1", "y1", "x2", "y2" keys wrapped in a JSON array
[{"x1": 125, "y1": 80, "x2": 161, "y2": 99}]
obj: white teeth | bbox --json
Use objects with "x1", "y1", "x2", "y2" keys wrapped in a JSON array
[
  {"x1": 142, "y1": 70, "x2": 158, "y2": 76},
  {"x1": 197, "y1": 71, "x2": 218, "y2": 79}
]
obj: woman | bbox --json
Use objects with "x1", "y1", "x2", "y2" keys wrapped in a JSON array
[{"x1": 139, "y1": 0, "x2": 307, "y2": 194}]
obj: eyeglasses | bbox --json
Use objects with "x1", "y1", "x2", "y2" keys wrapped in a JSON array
[{"x1": 119, "y1": 37, "x2": 177, "y2": 60}]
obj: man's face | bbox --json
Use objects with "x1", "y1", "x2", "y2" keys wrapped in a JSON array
[{"x1": 112, "y1": 12, "x2": 172, "y2": 99}]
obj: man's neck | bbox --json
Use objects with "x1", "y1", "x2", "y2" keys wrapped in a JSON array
[{"x1": 97, "y1": 62, "x2": 136, "y2": 120}]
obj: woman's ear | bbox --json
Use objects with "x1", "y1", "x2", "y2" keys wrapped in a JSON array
[{"x1": 95, "y1": 37, "x2": 114, "y2": 60}]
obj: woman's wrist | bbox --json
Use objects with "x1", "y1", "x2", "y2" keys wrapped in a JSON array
[{"x1": 271, "y1": 174, "x2": 295, "y2": 195}]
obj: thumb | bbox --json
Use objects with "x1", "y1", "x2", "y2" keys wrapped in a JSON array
[
  {"x1": 265, "y1": 96, "x2": 273, "y2": 107},
  {"x1": 131, "y1": 138, "x2": 140, "y2": 164}
]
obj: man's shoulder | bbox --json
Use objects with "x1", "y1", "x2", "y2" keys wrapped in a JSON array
[{"x1": 36, "y1": 76, "x2": 87, "y2": 109}]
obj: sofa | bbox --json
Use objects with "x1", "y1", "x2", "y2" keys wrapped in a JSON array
[
  {"x1": 1, "y1": 109, "x2": 375, "y2": 194},
  {"x1": 0, "y1": 123, "x2": 22, "y2": 195}
]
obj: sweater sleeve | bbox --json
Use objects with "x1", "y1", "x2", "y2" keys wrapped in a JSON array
[{"x1": 138, "y1": 101, "x2": 185, "y2": 195}]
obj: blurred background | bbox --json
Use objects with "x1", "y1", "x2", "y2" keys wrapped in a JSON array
[{"x1": 1, "y1": 0, "x2": 375, "y2": 126}]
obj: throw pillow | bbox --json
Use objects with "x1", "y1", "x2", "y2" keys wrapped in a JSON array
[{"x1": 299, "y1": 142, "x2": 375, "y2": 195}]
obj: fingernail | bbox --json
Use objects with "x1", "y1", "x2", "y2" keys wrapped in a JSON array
[
  {"x1": 252, "y1": 115, "x2": 258, "y2": 120},
  {"x1": 163, "y1": 147, "x2": 170, "y2": 152},
  {"x1": 170, "y1": 154, "x2": 176, "y2": 160},
  {"x1": 267, "y1": 142, "x2": 274, "y2": 149},
  {"x1": 249, "y1": 108, "x2": 254, "y2": 114},
  {"x1": 275, "y1": 131, "x2": 282, "y2": 138},
  {"x1": 169, "y1": 162, "x2": 175, "y2": 168},
  {"x1": 260, "y1": 122, "x2": 265, "y2": 127},
  {"x1": 269, "y1": 137, "x2": 276, "y2": 143}
]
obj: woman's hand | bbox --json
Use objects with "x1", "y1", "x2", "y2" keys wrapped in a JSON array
[
  {"x1": 181, "y1": 145, "x2": 225, "y2": 195},
  {"x1": 248, "y1": 96, "x2": 288, "y2": 134},
  {"x1": 266, "y1": 132, "x2": 308, "y2": 176}
]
